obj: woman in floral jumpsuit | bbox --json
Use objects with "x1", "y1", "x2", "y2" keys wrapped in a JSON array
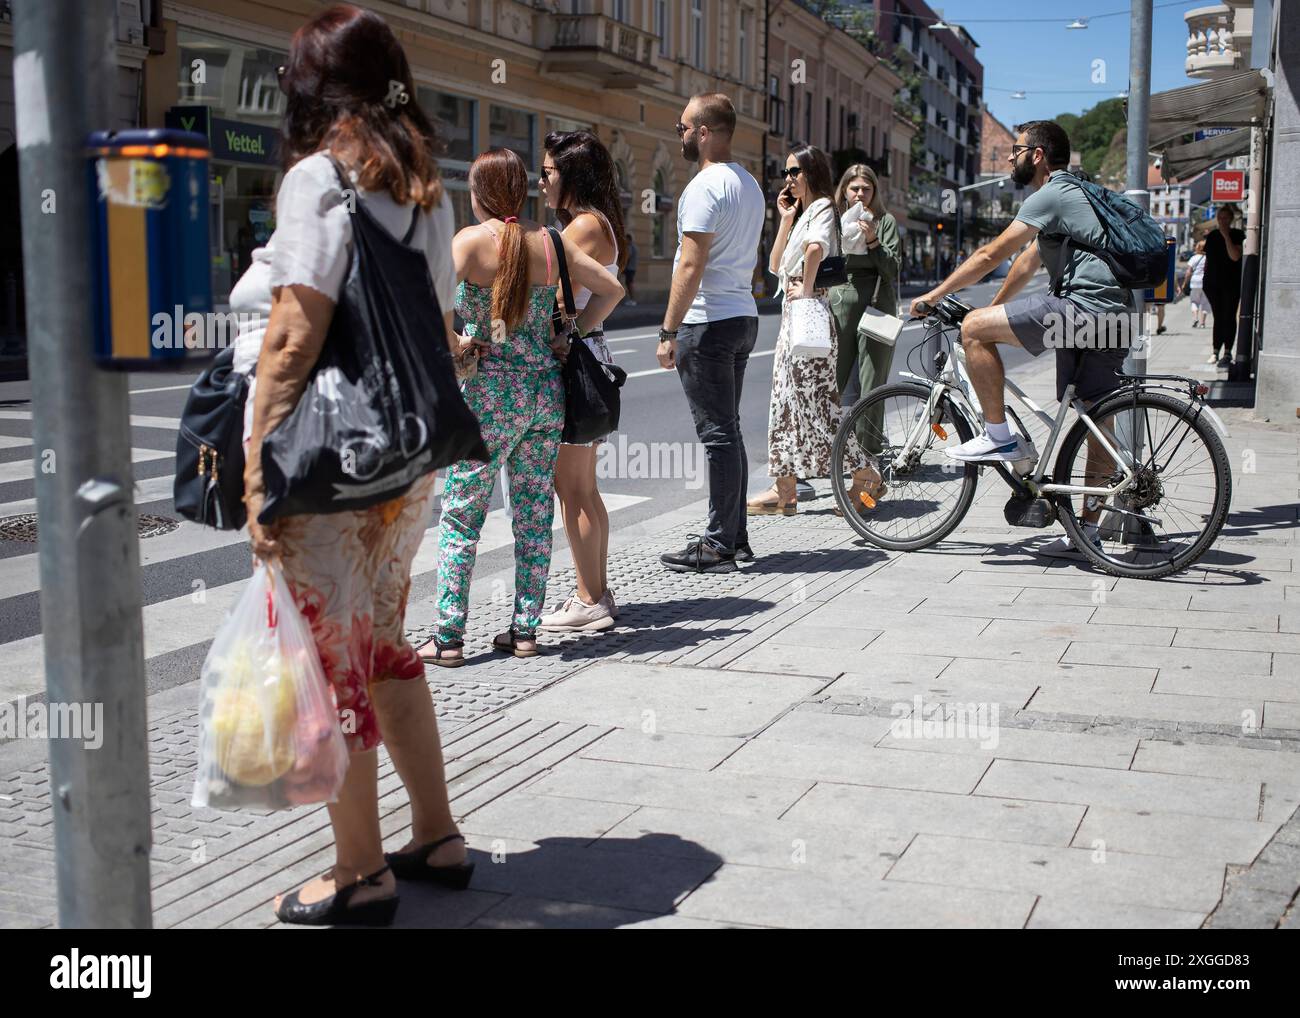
[{"x1": 421, "y1": 148, "x2": 624, "y2": 664}]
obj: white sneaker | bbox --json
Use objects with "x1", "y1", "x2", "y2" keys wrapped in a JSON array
[
  {"x1": 945, "y1": 432, "x2": 1033, "y2": 463},
  {"x1": 539, "y1": 593, "x2": 614, "y2": 632},
  {"x1": 601, "y1": 589, "x2": 619, "y2": 619}
]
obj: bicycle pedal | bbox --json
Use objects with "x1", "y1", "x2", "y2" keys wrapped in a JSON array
[{"x1": 1004, "y1": 494, "x2": 1055, "y2": 529}]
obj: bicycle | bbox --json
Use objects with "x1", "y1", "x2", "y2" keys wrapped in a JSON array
[{"x1": 829, "y1": 294, "x2": 1233, "y2": 579}]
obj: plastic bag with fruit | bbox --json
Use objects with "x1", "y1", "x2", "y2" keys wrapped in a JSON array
[{"x1": 191, "y1": 563, "x2": 349, "y2": 811}]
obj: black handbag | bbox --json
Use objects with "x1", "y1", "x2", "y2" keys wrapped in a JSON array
[
  {"x1": 812, "y1": 202, "x2": 847, "y2": 288},
  {"x1": 258, "y1": 158, "x2": 488, "y2": 523},
  {"x1": 174, "y1": 344, "x2": 250, "y2": 531},
  {"x1": 547, "y1": 225, "x2": 628, "y2": 445}
]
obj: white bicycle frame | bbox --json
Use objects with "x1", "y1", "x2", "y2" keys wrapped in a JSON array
[{"x1": 894, "y1": 342, "x2": 1140, "y2": 500}]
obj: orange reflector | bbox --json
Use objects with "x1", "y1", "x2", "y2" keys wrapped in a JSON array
[
  {"x1": 931, "y1": 423, "x2": 948, "y2": 439},
  {"x1": 859, "y1": 491, "x2": 876, "y2": 510}
]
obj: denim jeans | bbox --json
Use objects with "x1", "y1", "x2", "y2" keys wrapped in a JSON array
[{"x1": 675, "y1": 315, "x2": 759, "y2": 554}]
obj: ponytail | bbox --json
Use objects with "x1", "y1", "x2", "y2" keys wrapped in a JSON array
[
  {"x1": 468, "y1": 148, "x2": 531, "y2": 331},
  {"x1": 492, "y1": 219, "x2": 529, "y2": 332}
]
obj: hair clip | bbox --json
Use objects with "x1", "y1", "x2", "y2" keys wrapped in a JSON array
[
  {"x1": 384, "y1": 80, "x2": 410, "y2": 109},
  {"x1": 502, "y1": 216, "x2": 518, "y2": 224}
]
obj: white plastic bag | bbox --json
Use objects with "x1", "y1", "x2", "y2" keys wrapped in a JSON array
[
  {"x1": 191, "y1": 563, "x2": 349, "y2": 811},
  {"x1": 787, "y1": 296, "x2": 833, "y2": 358}
]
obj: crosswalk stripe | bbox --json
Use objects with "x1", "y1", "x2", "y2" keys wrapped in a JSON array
[
  {"x1": 0, "y1": 436, "x2": 31, "y2": 450},
  {"x1": 0, "y1": 410, "x2": 182, "y2": 431},
  {"x1": 0, "y1": 473, "x2": 177, "y2": 518},
  {"x1": 0, "y1": 490, "x2": 649, "y2": 705},
  {"x1": 0, "y1": 447, "x2": 172, "y2": 484},
  {"x1": 622, "y1": 345, "x2": 777, "y2": 380}
]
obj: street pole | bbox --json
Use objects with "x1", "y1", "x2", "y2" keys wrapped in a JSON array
[
  {"x1": 13, "y1": 0, "x2": 153, "y2": 927},
  {"x1": 1232, "y1": 123, "x2": 1266, "y2": 383},
  {"x1": 1125, "y1": 0, "x2": 1153, "y2": 381},
  {"x1": 1117, "y1": 0, "x2": 1153, "y2": 545}
]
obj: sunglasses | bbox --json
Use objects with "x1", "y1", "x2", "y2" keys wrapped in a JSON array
[
  {"x1": 780, "y1": 166, "x2": 803, "y2": 179},
  {"x1": 539, "y1": 165, "x2": 556, "y2": 180},
  {"x1": 675, "y1": 121, "x2": 692, "y2": 136},
  {"x1": 1010, "y1": 144, "x2": 1041, "y2": 157}
]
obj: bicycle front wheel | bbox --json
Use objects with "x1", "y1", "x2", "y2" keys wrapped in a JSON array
[
  {"x1": 1052, "y1": 390, "x2": 1232, "y2": 579},
  {"x1": 830, "y1": 381, "x2": 980, "y2": 551}
]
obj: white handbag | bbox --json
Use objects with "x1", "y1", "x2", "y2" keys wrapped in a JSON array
[
  {"x1": 856, "y1": 276, "x2": 904, "y2": 347},
  {"x1": 787, "y1": 296, "x2": 833, "y2": 358}
]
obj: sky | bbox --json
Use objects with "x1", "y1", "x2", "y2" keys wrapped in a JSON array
[{"x1": 925, "y1": 0, "x2": 1220, "y2": 129}]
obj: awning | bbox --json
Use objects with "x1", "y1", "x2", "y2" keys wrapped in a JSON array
[
  {"x1": 1137, "y1": 69, "x2": 1270, "y2": 148},
  {"x1": 1160, "y1": 127, "x2": 1252, "y2": 182}
]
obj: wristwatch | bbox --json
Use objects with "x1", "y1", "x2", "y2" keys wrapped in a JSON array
[{"x1": 658, "y1": 328, "x2": 678, "y2": 344}]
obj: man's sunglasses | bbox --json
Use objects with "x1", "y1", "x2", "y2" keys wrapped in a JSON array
[
  {"x1": 675, "y1": 121, "x2": 692, "y2": 136},
  {"x1": 780, "y1": 166, "x2": 803, "y2": 179},
  {"x1": 1010, "y1": 144, "x2": 1041, "y2": 157}
]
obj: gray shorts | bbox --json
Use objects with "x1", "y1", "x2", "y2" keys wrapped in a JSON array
[{"x1": 1003, "y1": 292, "x2": 1130, "y2": 403}]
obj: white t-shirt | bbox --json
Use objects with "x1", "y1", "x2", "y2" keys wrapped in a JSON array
[
  {"x1": 1188, "y1": 252, "x2": 1206, "y2": 289},
  {"x1": 673, "y1": 161, "x2": 765, "y2": 324},
  {"x1": 229, "y1": 151, "x2": 456, "y2": 443}
]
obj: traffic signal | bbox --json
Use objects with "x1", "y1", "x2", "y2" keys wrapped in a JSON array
[{"x1": 936, "y1": 222, "x2": 944, "y2": 232}]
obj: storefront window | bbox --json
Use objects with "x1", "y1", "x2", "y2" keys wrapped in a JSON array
[
  {"x1": 176, "y1": 30, "x2": 285, "y2": 127},
  {"x1": 418, "y1": 87, "x2": 476, "y2": 163},
  {"x1": 489, "y1": 104, "x2": 536, "y2": 167}
]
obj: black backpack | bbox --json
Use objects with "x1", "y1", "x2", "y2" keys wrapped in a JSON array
[{"x1": 1054, "y1": 174, "x2": 1168, "y2": 291}]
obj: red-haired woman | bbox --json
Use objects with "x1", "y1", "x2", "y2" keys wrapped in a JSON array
[
  {"x1": 236, "y1": 4, "x2": 467, "y2": 926},
  {"x1": 418, "y1": 148, "x2": 623, "y2": 665}
]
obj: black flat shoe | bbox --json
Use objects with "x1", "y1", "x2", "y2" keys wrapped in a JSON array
[
  {"x1": 660, "y1": 537, "x2": 737, "y2": 574},
  {"x1": 275, "y1": 865, "x2": 399, "y2": 927},
  {"x1": 734, "y1": 542, "x2": 755, "y2": 563},
  {"x1": 385, "y1": 833, "x2": 475, "y2": 890}
]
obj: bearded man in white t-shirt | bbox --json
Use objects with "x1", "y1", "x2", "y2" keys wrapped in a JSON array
[{"x1": 656, "y1": 92, "x2": 766, "y2": 574}]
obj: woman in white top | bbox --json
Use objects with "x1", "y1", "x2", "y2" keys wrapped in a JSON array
[
  {"x1": 749, "y1": 145, "x2": 866, "y2": 515},
  {"x1": 536, "y1": 131, "x2": 627, "y2": 633},
  {"x1": 1178, "y1": 239, "x2": 1210, "y2": 335},
  {"x1": 236, "y1": 4, "x2": 468, "y2": 927}
]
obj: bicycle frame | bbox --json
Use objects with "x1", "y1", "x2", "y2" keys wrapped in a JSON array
[{"x1": 893, "y1": 338, "x2": 1139, "y2": 500}]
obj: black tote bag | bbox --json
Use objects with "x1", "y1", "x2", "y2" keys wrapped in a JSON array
[
  {"x1": 547, "y1": 226, "x2": 627, "y2": 445},
  {"x1": 258, "y1": 159, "x2": 488, "y2": 524}
]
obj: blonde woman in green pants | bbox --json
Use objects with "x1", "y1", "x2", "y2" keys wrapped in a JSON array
[{"x1": 829, "y1": 164, "x2": 900, "y2": 509}]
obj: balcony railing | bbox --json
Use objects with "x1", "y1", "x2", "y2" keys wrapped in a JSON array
[
  {"x1": 1185, "y1": 4, "x2": 1253, "y2": 79},
  {"x1": 536, "y1": 13, "x2": 670, "y2": 89}
]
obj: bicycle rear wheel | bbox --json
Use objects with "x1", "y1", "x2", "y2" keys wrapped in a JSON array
[
  {"x1": 830, "y1": 381, "x2": 980, "y2": 551},
  {"x1": 1051, "y1": 390, "x2": 1232, "y2": 579}
]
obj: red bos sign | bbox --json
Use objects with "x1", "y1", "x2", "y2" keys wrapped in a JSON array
[{"x1": 1211, "y1": 170, "x2": 1245, "y2": 202}]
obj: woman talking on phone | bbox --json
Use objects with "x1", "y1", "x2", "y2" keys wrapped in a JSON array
[{"x1": 748, "y1": 145, "x2": 867, "y2": 515}]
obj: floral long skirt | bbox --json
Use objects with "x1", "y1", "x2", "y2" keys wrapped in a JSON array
[
  {"x1": 767, "y1": 294, "x2": 865, "y2": 478},
  {"x1": 274, "y1": 473, "x2": 437, "y2": 754}
]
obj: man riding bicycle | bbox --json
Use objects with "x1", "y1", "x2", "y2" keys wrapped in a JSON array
[{"x1": 908, "y1": 120, "x2": 1132, "y2": 468}]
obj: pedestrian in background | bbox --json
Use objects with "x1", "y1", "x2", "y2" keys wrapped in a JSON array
[
  {"x1": 420, "y1": 147, "x2": 622, "y2": 665},
  {"x1": 749, "y1": 145, "x2": 868, "y2": 516},
  {"x1": 657, "y1": 93, "x2": 765, "y2": 574},
  {"x1": 537, "y1": 130, "x2": 625, "y2": 634},
  {"x1": 829, "y1": 163, "x2": 897, "y2": 509},
  {"x1": 1201, "y1": 206, "x2": 1245, "y2": 369},
  {"x1": 238, "y1": 2, "x2": 468, "y2": 927},
  {"x1": 1177, "y1": 239, "x2": 1211, "y2": 343}
]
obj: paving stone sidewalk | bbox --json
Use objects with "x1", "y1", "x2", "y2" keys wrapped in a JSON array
[{"x1": 2, "y1": 297, "x2": 1298, "y2": 928}]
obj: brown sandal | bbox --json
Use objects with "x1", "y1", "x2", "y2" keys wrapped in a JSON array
[
  {"x1": 492, "y1": 628, "x2": 540, "y2": 658},
  {"x1": 747, "y1": 487, "x2": 797, "y2": 516},
  {"x1": 418, "y1": 637, "x2": 464, "y2": 668}
]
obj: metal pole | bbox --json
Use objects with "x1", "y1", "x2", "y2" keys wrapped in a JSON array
[
  {"x1": 1125, "y1": 0, "x2": 1153, "y2": 383},
  {"x1": 13, "y1": 0, "x2": 152, "y2": 927}
]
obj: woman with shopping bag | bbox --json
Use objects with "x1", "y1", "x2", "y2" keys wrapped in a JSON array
[
  {"x1": 748, "y1": 145, "x2": 868, "y2": 516},
  {"x1": 829, "y1": 163, "x2": 902, "y2": 512},
  {"x1": 235, "y1": 4, "x2": 477, "y2": 927}
]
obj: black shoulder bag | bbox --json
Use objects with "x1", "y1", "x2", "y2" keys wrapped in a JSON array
[
  {"x1": 812, "y1": 199, "x2": 847, "y2": 289},
  {"x1": 174, "y1": 345, "x2": 251, "y2": 530},
  {"x1": 257, "y1": 158, "x2": 488, "y2": 523},
  {"x1": 547, "y1": 225, "x2": 628, "y2": 445}
]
